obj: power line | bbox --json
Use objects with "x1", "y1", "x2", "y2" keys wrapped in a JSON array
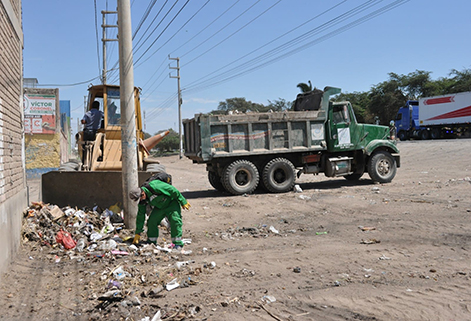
[
  {"x1": 134, "y1": 0, "x2": 191, "y2": 65},
  {"x1": 133, "y1": 0, "x2": 176, "y2": 54},
  {"x1": 183, "y1": 0, "x2": 282, "y2": 67},
  {"x1": 183, "y1": 0, "x2": 348, "y2": 87},
  {"x1": 184, "y1": 0, "x2": 378, "y2": 90},
  {"x1": 179, "y1": 0, "x2": 261, "y2": 59},
  {"x1": 183, "y1": 0, "x2": 410, "y2": 95},
  {"x1": 134, "y1": 0, "x2": 211, "y2": 69}
]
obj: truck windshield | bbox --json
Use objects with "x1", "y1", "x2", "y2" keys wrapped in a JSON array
[{"x1": 332, "y1": 105, "x2": 350, "y2": 124}]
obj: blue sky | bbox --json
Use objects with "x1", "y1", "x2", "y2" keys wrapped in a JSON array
[{"x1": 22, "y1": 0, "x2": 471, "y2": 135}]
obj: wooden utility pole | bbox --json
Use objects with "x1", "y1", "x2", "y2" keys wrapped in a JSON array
[
  {"x1": 117, "y1": 0, "x2": 139, "y2": 228},
  {"x1": 169, "y1": 56, "x2": 183, "y2": 158}
]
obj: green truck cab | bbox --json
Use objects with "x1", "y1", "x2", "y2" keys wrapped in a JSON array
[{"x1": 183, "y1": 86, "x2": 399, "y2": 195}]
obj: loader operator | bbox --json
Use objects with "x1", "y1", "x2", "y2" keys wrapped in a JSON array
[
  {"x1": 129, "y1": 180, "x2": 191, "y2": 249},
  {"x1": 81, "y1": 101, "x2": 104, "y2": 141}
]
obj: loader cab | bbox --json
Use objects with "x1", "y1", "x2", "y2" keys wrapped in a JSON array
[{"x1": 78, "y1": 84, "x2": 145, "y2": 171}]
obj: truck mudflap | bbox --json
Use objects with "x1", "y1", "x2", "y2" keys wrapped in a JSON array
[{"x1": 41, "y1": 171, "x2": 155, "y2": 209}]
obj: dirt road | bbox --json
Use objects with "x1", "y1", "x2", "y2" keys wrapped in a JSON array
[{"x1": 1, "y1": 139, "x2": 471, "y2": 320}]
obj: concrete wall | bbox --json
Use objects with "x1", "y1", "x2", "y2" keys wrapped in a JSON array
[{"x1": 0, "y1": 0, "x2": 27, "y2": 278}]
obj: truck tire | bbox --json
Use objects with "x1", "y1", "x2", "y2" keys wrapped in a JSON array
[
  {"x1": 262, "y1": 158, "x2": 296, "y2": 193},
  {"x1": 344, "y1": 172, "x2": 364, "y2": 181},
  {"x1": 367, "y1": 151, "x2": 396, "y2": 183},
  {"x1": 420, "y1": 129, "x2": 430, "y2": 140},
  {"x1": 208, "y1": 171, "x2": 225, "y2": 192},
  {"x1": 430, "y1": 128, "x2": 441, "y2": 139},
  {"x1": 398, "y1": 130, "x2": 408, "y2": 141},
  {"x1": 222, "y1": 160, "x2": 259, "y2": 195}
]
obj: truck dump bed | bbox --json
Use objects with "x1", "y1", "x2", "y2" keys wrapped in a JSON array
[{"x1": 183, "y1": 110, "x2": 328, "y2": 163}]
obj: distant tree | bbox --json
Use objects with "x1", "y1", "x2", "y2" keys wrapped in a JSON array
[
  {"x1": 217, "y1": 97, "x2": 265, "y2": 113},
  {"x1": 155, "y1": 128, "x2": 179, "y2": 152},
  {"x1": 297, "y1": 80, "x2": 313, "y2": 93},
  {"x1": 447, "y1": 68, "x2": 471, "y2": 93},
  {"x1": 368, "y1": 76, "x2": 406, "y2": 125},
  {"x1": 143, "y1": 131, "x2": 151, "y2": 140},
  {"x1": 266, "y1": 98, "x2": 293, "y2": 111}
]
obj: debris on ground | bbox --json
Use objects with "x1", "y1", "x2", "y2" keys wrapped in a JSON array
[{"x1": 21, "y1": 201, "x2": 205, "y2": 319}]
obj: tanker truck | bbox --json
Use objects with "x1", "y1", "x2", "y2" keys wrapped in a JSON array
[
  {"x1": 183, "y1": 86, "x2": 400, "y2": 195},
  {"x1": 394, "y1": 91, "x2": 471, "y2": 140}
]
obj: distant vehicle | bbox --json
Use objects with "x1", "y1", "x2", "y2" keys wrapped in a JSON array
[
  {"x1": 183, "y1": 86, "x2": 399, "y2": 195},
  {"x1": 394, "y1": 91, "x2": 471, "y2": 140},
  {"x1": 42, "y1": 84, "x2": 168, "y2": 208}
]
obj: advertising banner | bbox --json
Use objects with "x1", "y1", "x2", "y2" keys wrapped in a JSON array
[{"x1": 24, "y1": 94, "x2": 56, "y2": 134}]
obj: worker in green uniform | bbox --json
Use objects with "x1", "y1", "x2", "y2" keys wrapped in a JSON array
[{"x1": 129, "y1": 180, "x2": 191, "y2": 248}]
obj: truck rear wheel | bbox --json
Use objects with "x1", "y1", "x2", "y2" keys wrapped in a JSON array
[
  {"x1": 208, "y1": 171, "x2": 225, "y2": 192},
  {"x1": 262, "y1": 158, "x2": 296, "y2": 193},
  {"x1": 420, "y1": 130, "x2": 430, "y2": 140},
  {"x1": 222, "y1": 160, "x2": 259, "y2": 195},
  {"x1": 367, "y1": 151, "x2": 396, "y2": 183},
  {"x1": 430, "y1": 128, "x2": 441, "y2": 139}
]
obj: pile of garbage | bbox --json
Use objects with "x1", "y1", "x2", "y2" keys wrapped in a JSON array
[{"x1": 20, "y1": 202, "x2": 209, "y2": 320}]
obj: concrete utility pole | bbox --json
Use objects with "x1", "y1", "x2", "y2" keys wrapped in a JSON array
[
  {"x1": 117, "y1": 0, "x2": 139, "y2": 229},
  {"x1": 169, "y1": 56, "x2": 183, "y2": 159},
  {"x1": 101, "y1": 10, "x2": 118, "y2": 84}
]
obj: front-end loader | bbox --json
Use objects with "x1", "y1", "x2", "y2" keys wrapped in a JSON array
[{"x1": 42, "y1": 84, "x2": 169, "y2": 208}]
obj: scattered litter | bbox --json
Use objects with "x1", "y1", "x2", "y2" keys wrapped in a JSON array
[
  {"x1": 293, "y1": 267, "x2": 301, "y2": 273},
  {"x1": 261, "y1": 295, "x2": 276, "y2": 304},
  {"x1": 293, "y1": 185, "x2": 303, "y2": 193},
  {"x1": 379, "y1": 254, "x2": 391, "y2": 260},
  {"x1": 166, "y1": 278, "x2": 180, "y2": 291},
  {"x1": 316, "y1": 231, "x2": 328, "y2": 235},
  {"x1": 360, "y1": 239, "x2": 380, "y2": 244},
  {"x1": 359, "y1": 226, "x2": 376, "y2": 231},
  {"x1": 269, "y1": 226, "x2": 279, "y2": 234}
]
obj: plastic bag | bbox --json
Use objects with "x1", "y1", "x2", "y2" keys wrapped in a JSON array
[{"x1": 56, "y1": 229, "x2": 76, "y2": 249}]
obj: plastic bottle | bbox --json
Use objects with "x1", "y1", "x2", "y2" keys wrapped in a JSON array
[{"x1": 76, "y1": 238, "x2": 86, "y2": 252}]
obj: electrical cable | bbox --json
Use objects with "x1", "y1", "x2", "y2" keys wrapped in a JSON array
[
  {"x1": 182, "y1": 0, "x2": 347, "y2": 85},
  {"x1": 184, "y1": 0, "x2": 409, "y2": 95},
  {"x1": 183, "y1": 0, "x2": 382, "y2": 92},
  {"x1": 133, "y1": 0, "x2": 173, "y2": 52},
  {"x1": 134, "y1": 0, "x2": 211, "y2": 69},
  {"x1": 179, "y1": 0, "x2": 261, "y2": 59},
  {"x1": 182, "y1": 0, "x2": 282, "y2": 66},
  {"x1": 134, "y1": 0, "x2": 191, "y2": 65}
]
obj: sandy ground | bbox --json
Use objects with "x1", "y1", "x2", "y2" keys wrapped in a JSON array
[{"x1": 1, "y1": 139, "x2": 471, "y2": 320}]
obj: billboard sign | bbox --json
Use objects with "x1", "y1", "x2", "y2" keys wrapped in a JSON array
[{"x1": 24, "y1": 94, "x2": 56, "y2": 134}]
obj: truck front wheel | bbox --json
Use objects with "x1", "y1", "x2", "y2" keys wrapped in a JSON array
[
  {"x1": 223, "y1": 160, "x2": 259, "y2": 195},
  {"x1": 262, "y1": 158, "x2": 296, "y2": 193},
  {"x1": 398, "y1": 130, "x2": 408, "y2": 141},
  {"x1": 367, "y1": 151, "x2": 396, "y2": 183}
]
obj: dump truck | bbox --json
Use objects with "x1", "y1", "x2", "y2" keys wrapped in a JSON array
[
  {"x1": 394, "y1": 91, "x2": 471, "y2": 140},
  {"x1": 183, "y1": 86, "x2": 400, "y2": 195},
  {"x1": 42, "y1": 84, "x2": 168, "y2": 208}
]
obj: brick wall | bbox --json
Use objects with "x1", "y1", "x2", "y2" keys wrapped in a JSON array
[
  {"x1": 0, "y1": 0, "x2": 25, "y2": 197},
  {"x1": 0, "y1": 0, "x2": 27, "y2": 279}
]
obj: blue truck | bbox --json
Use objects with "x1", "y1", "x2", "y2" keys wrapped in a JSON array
[{"x1": 394, "y1": 91, "x2": 471, "y2": 141}]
